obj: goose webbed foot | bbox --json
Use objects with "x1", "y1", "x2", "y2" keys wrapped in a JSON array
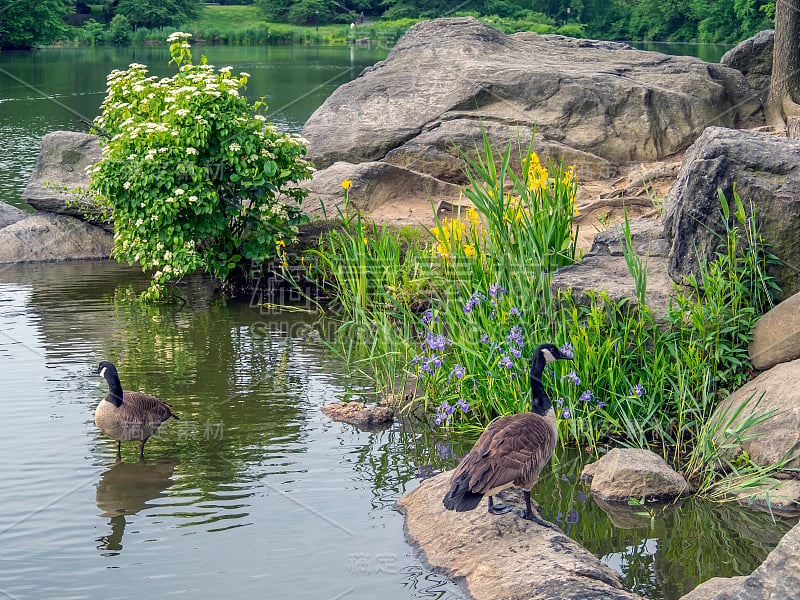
[
  {"x1": 517, "y1": 508, "x2": 560, "y2": 531},
  {"x1": 519, "y1": 491, "x2": 561, "y2": 531},
  {"x1": 488, "y1": 496, "x2": 513, "y2": 515}
]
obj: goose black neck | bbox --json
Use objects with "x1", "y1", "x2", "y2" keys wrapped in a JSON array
[
  {"x1": 106, "y1": 374, "x2": 124, "y2": 407},
  {"x1": 529, "y1": 354, "x2": 552, "y2": 417}
]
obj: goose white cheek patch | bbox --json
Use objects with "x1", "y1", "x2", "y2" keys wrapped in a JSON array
[
  {"x1": 99, "y1": 367, "x2": 107, "y2": 379},
  {"x1": 542, "y1": 349, "x2": 557, "y2": 364}
]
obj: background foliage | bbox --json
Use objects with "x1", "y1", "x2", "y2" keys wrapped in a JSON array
[{"x1": 11, "y1": 0, "x2": 776, "y2": 48}]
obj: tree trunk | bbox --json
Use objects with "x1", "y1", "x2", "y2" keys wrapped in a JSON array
[{"x1": 767, "y1": 0, "x2": 800, "y2": 129}]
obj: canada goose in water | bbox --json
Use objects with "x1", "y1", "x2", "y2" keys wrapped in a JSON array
[
  {"x1": 95, "y1": 361, "x2": 179, "y2": 461},
  {"x1": 443, "y1": 343, "x2": 571, "y2": 526}
]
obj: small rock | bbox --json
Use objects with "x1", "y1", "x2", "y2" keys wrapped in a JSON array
[
  {"x1": 592, "y1": 496, "x2": 679, "y2": 529},
  {"x1": 321, "y1": 401, "x2": 394, "y2": 429},
  {"x1": 711, "y1": 359, "x2": 800, "y2": 471},
  {"x1": 580, "y1": 448, "x2": 690, "y2": 502},
  {"x1": 0, "y1": 201, "x2": 27, "y2": 229},
  {"x1": 733, "y1": 479, "x2": 800, "y2": 516},
  {"x1": 396, "y1": 471, "x2": 642, "y2": 600},
  {"x1": 0, "y1": 213, "x2": 113, "y2": 264},
  {"x1": 749, "y1": 292, "x2": 800, "y2": 371},
  {"x1": 681, "y1": 520, "x2": 800, "y2": 600}
]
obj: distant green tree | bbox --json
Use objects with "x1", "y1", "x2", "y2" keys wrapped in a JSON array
[
  {"x1": 107, "y1": 13, "x2": 132, "y2": 43},
  {"x1": 83, "y1": 18, "x2": 106, "y2": 45},
  {"x1": 113, "y1": 0, "x2": 201, "y2": 28},
  {"x1": 0, "y1": 0, "x2": 68, "y2": 49}
]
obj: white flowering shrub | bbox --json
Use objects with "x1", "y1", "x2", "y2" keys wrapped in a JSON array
[{"x1": 89, "y1": 32, "x2": 313, "y2": 300}]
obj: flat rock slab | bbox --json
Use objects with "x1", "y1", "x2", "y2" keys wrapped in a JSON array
[
  {"x1": 304, "y1": 18, "x2": 761, "y2": 174},
  {"x1": 0, "y1": 213, "x2": 112, "y2": 264},
  {"x1": 303, "y1": 161, "x2": 461, "y2": 226},
  {"x1": 397, "y1": 471, "x2": 641, "y2": 600},
  {"x1": 712, "y1": 358, "x2": 800, "y2": 471},
  {"x1": 321, "y1": 401, "x2": 394, "y2": 429},
  {"x1": 550, "y1": 218, "x2": 678, "y2": 320},
  {"x1": 550, "y1": 253, "x2": 675, "y2": 320},
  {"x1": 581, "y1": 448, "x2": 690, "y2": 502},
  {"x1": 681, "y1": 520, "x2": 800, "y2": 600},
  {"x1": 749, "y1": 291, "x2": 800, "y2": 371}
]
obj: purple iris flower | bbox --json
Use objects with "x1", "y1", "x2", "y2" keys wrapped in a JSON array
[
  {"x1": 562, "y1": 371, "x2": 580, "y2": 386},
  {"x1": 449, "y1": 365, "x2": 466, "y2": 380},
  {"x1": 579, "y1": 390, "x2": 595, "y2": 403},
  {"x1": 630, "y1": 383, "x2": 647, "y2": 398},
  {"x1": 498, "y1": 354, "x2": 513, "y2": 369},
  {"x1": 559, "y1": 342, "x2": 574, "y2": 359}
]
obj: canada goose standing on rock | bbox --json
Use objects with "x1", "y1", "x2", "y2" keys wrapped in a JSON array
[
  {"x1": 443, "y1": 343, "x2": 571, "y2": 527},
  {"x1": 95, "y1": 361, "x2": 179, "y2": 461}
]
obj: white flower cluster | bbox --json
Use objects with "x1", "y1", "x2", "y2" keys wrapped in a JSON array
[{"x1": 166, "y1": 32, "x2": 192, "y2": 43}]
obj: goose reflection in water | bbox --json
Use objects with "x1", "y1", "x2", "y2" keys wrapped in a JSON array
[{"x1": 95, "y1": 459, "x2": 179, "y2": 554}]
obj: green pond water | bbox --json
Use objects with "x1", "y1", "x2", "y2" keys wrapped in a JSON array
[{"x1": 1, "y1": 43, "x2": 792, "y2": 600}]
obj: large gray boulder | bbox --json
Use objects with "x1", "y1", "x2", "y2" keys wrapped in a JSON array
[
  {"x1": 21, "y1": 131, "x2": 106, "y2": 225},
  {"x1": 749, "y1": 291, "x2": 800, "y2": 371},
  {"x1": 720, "y1": 30, "x2": 774, "y2": 103},
  {"x1": 663, "y1": 127, "x2": 800, "y2": 299},
  {"x1": 551, "y1": 218, "x2": 677, "y2": 320},
  {"x1": 681, "y1": 520, "x2": 800, "y2": 600},
  {"x1": 396, "y1": 470, "x2": 641, "y2": 600},
  {"x1": 580, "y1": 448, "x2": 690, "y2": 502},
  {"x1": 0, "y1": 214, "x2": 112, "y2": 264},
  {"x1": 303, "y1": 18, "x2": 762, "y2": 177},
  {"x1": 711, "y1": 358, "x2": 800, "y2": 471}
]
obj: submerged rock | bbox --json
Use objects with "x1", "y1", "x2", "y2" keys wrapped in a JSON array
[
  {"x1": 681, "y1": 520, "x2": 800, "y2": 600},
  {"x1": 733, "y1": 479, "x2": 800, "y2": 516},
  {"x1": 0, "y1": 214, "x2": 112, "y2": 264},
  {"x1": 749, "y1": 291, "x2": 800, "y2": 371},
  {"x1": 663, "y1": 127, "x2": 800, "y2": 299},
  {"x1": 304, "y1": 18, "x2": 762, "y2": 174},
  {"x1": 321, "y1": 401, "x2": 394, "y2": 429},
  {"x1": 711, "y1": 358, "x2": 800, "y2": 471},
  {"x1": 581, "y1": 448, "x2": 690, "y2": 502},
  {"x1": 397, "y1": 470, "x2": 641, "y2": 600}
]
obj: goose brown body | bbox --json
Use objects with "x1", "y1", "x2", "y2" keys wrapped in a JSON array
[
  {"x1": 94, "y1": 361, "x2": 178, "y2": 460},
  {"x1": 449, "y1": 409, "x2": 557, "y2": 497},
  {"x1": 443, "y1": 342, "x2": 571, "y2": 522},
  {"x1": 94, "y1": 391, "x2": 176, "y2": 442}
]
